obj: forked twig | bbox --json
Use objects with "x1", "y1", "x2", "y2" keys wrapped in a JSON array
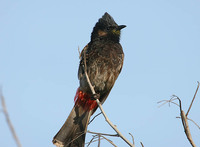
[
  {"x1": 0, "y1": 88, "x2": 22, "y2": 147},
  {"x1": 157, "y1": 97, "x2": 179, "y2": 107},
  {"x1": 159, "y1": 85, "x2": 199, "y2": 147},
  {"x1": 186, "y1": 81, "x2": 199, "y2": 117},
  {"x1": 176, "y1": 117, "x2": 200, "y2": 130},
  {"x1": 82, "y1": 47, "x2": 134, "y2": 147},
  {"x1": 85, "y1": 135, "x2": 104, "y2": 146},
  {"x1": 170, "y1": 96, "x2": 196, "y2": 147}
]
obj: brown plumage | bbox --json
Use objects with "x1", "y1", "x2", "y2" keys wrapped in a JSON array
[{"x1": 52, "y1": 12, "x2": 126, "y2": 147}]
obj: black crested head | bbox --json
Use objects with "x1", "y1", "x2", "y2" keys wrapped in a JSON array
[
  {"x1": 91, "y1": 12, "x2": 126, "y2": 42},
  {"x1": 98, "y1": 12, "x2": 118, "y2": 28}
]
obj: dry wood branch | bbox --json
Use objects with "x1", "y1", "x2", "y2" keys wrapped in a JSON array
[
  {"x1": 159, "y1": 93, "x2": 198, "y2": 147},
  {"x1": 88, "y1": 112, "x2": 102, "y2": 125},
  {"x1": 98, "y1": 134, "x2": 101, "y2": 147},
  {"x1": 83, "y1": 47, "x2": 135, "y2": 147},
  {"x1": 0, "y1": 88, "x2": 22, "y2": 147},
  {"x1": 86, "y1": 135, "x2": 96, "y2": 147},
  {"x1": 88, "y1": 131, "x2": 119, "y2": 137},
  {"x1": 78, "y1": 46, "x2": 81, "y2": 59},
  {"x1": 186, "y1": 81, "x2": 199, "y2": 117},
  {"x1": 140, "y1": 142, "x2": 144, "y2": 147},
  {"x1": 176, "y1": 117, "x2": 200, "y2": 130},
  {"x1": 86, "y1": 135, "x2": 104, "y2": 146},
  {"x1": 180, "y1": 109, "x2": 196, "y2": 147},
  {"x1": 86, "y1": 135, "x2": 117, "y2": 147},
  {"x1": 187, "y1": 118, "x2": 200, "y2": 130},
  {"x1": 101, "y1": 136, "x2": 117, "y2": 147},
  {"x1": 157, "y1": 97, "x2": 179, "y2": 107},
  {"x1": 129, "y1": 133, "x2": 135, "y2": 145},
  {"x1": 65, "y1": 131, "x2": 86, "y2": 147}
]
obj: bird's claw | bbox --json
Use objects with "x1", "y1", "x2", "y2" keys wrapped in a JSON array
[{"x1": 91, "y1": 93, "x2": 100, "y2": 100}]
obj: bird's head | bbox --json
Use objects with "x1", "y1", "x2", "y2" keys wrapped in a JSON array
[{"x1": 91, "y1": 12, "x2": 126, "y2": 42}]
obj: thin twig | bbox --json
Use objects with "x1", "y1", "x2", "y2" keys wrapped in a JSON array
[
  {"x1": 98, "y1": 134, "x2": 101, "y2": 147},
  {"x1": 176, "y1": 117, "x2": 200, "y2": 130},
  {"x1": 0, "y1": 88, "x2": 22, "y2": 147},
  {"x1": 161, "y1": 95, "x2": 196, "y2": 147},
  {"x1": 129, "y1": 133, "x2": 135, "y2": 145},
  {"x1": 187, "y1": 118, "x2": 200, "y2": 130},
  {"x1": 140, "y1": 142, "x2": 144, "y2": 147},
  {"x1": 88, "y1": 112, "x2": 102, "y2": 125},
  {"x1": 86, "y1": 135, "x2": 96, "y2": 147},
  {"x1": 101, "y1": 136, "x2": 117, "y2": 147},
  {"x1": 61, "y1": 131, "x2": 85, "y2": 147},
  {"x1": 83, "y1": 48, "x2": 134, "y2": 147},
  {"x1": 157, "y1": 97, "x2": 179, "y2": 107},
  {"x1": 180, "y1": 110, "x2": 196, "y2": 147},
  {"x1": 85, "y1": 136, "x2": 104, "y2": 146},
  {"x1": 78, "y1": 46, "x2": 81, "y2": 59},
  {"x1": 87, "y1": 130, "x2": 119, "y2": 137},
  {"x1": 186, "y1": 81, "x2": 199, "y2": 117}
]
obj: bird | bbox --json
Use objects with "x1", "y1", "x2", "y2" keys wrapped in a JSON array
[{"x1": 52, "y1": 12, "x2": 126, "y2": 147}]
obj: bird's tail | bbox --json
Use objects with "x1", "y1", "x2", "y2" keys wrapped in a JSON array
[{"x1": 52, "y1": 88, "x2": 97, "y2": 147}]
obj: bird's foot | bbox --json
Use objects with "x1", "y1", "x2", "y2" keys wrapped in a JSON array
[{"x1": 91, "y1": 93, "x2": 100, "y2": 100}]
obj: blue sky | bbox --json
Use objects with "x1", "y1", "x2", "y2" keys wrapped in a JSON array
[{"x1": 0, "y1": 0, "x2": 200, "y2": 147}]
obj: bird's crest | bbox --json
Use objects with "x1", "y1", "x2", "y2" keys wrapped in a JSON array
[{"x1": 98, "y1": 12, "x2": 118, "y2": 27}]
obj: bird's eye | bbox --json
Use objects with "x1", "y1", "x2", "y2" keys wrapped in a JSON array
[{"x1": 106, "y1": 27, "x2": 110, "y2": 31}]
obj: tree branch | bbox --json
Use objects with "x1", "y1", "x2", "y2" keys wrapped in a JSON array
[
  {"x1": 101, "y1": 136, "x2": 117, "y2": 147},
  {"x1": 159, "y1": 94, "x2": 197, "y2": 147},
  {"x1": 129, "y1": 133, "x2": 135, "y2": 145},
  {"x1": 87, "y1": 130, "x2": 119, "y2": 137},
  {"x1": 186, "y1": 81, "x2": 199, "y2": 117},
  {"x1": 88, "y1": 112, "x2": 102, "y2": 125},
  {"x1": 0, "y1": 88, "x2": 22, "y2": 147},
  {"x1": 140, "y1": 142, "x2": 144, "y2": 147},
  {"x1": 83, "y1": 47, "x2": 135, "y2": 147}
]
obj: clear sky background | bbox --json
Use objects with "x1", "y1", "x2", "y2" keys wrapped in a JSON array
[{"x1": 0, "y1": 0, "x2": 200, "y2": 147}]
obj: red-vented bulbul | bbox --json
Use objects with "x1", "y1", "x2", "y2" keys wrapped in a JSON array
[{"x1": 53, "y1": 12, "x2": 126, "y2": 147}]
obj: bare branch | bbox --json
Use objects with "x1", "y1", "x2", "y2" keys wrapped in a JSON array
[
  {"x1": 172, "y1": 96, "x2": 196, "y2": 147},
  {"x1": 176, "y1": 117, "x2": 200, "y2": 130},
  {"x1": 0, "y1": 88, "x2": 22, "y2": 147},
  {"x1": 187, "y1": 118, "x2": 200, "y2": 130},
  {"x1": 186, "y1": 81, "x2": 199, "y2": 117},
  {"x1": 58, "y1": 131, "x2": 85, "y2": 147},
  {"x1": 140, "y1": 142, "x2": 144, "y2": 147},
  {"x1": 83, "y1": 47, "x2": 135, "y2": 147},
  {"x1": 159, "y1": 95, "x2": 197, "y2": 147},
  {"x1": 86, "y1": 136, "x2": 105, "y2": 146},
  {"x1": 86, "y1": 135, "x2": 117, "y2": 147},
  {"x1": 87, "y1": 131, "x2": 119, "y2": 137},
  {"x1": 157, "y1": 97, "x2": 179, "y2": 107},
  {"x1": 98, "y1": 134, "x2": 100, "y2": 147},
  {"x1": 78, "y1": 46, "x2": 81, "y2": 59},
  {"x1": 86, "y1": 135, "x2": 98, "y2": 147},
  {"x1": 180, "y1": 110, "x2": 196, "y2": 147},
  {"x1": 129, "y1": 133, "x2": 135, "y2": 145},
  {"x1": 101, "y1": 136, "x2": 117, "y2": 147},
  {"x1": 88, "y1": 112, "x2": 102, "y2": 125}
]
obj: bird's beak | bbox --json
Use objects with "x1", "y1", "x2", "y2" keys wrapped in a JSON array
[{"x1": 117, "y1": 25, "x2": 126, "y2": 30}]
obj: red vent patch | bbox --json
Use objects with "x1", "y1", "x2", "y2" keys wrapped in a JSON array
[{"x1": 74, "y1": 88, "x2": 97, "y2": 110}]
